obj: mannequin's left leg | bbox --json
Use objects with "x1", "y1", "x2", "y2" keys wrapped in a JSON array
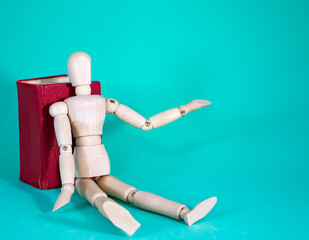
[{"x1": 96, "y1": 175, "x2": 217, "y2": 225}]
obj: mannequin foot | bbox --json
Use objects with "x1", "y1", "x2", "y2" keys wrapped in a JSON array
[
  {"x1": 95, "y1": 196, "x2": 141, "y2": 236},
  {"x1": 182, "y1": 197, "x2": 217, "y2": 226}
]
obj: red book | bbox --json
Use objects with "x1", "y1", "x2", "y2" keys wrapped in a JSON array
[{"x1": 16, "y1": 75, "x2": 101, "y2": 189}]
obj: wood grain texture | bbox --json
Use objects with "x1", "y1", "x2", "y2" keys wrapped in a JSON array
[
  {"x1": 96, "y1": 175, "x2": 136, "y2": 203},
  {"x1": 52, "y1": 183, "x2": 75, "y2": 212},
  {"x1": 64, "y1": 95, "x2": 106, "y2": 137},
  {"x1": 94, "y1": 196, "x2": 141, "y2": 236},
  {"x1": 75, "y1": 85, "x2": 91, "y2": 96},
  {"x1": 49, "y1": 102, "x2": 68, "y2": 117},
  {"x1": 115, "y1": 104, "x2": 146, "y2": 128},
  {"x1": 73, "y1": 144, "x2": 110, "y2": 178},
  {"x1": 59, "y1": 152, "x2": 75, "y2": 185},
  {"x1": 76, "y1": 178, "x2": 107, "y2": 206},
  {"x1": 76, "y1": 178, "x2": 140, "y2": 236},
  {"x1": 54, "y1": 114, "x2": 72, "y2": 146},
  {"x1": 67, "y1": 52, "x2": 91, "y2": 87},
  {"x1": 183, "y1": 197, "x2": 217, "y2": 226},
  {"x1": 76, "y1": 135, "x2": 101, "y2": 146},
  {"x1": 48, "y1": 52, "x2": 215, "y2": 234},
  {"x1": 149, "y1": 107, "x2": 181, "y2": 128},
  {"x1": 184, "y1": 99, "x2": 211, "y2": 113},
  {"x1": 132, "y1": 191, "x2": 186, "y2": 219}
]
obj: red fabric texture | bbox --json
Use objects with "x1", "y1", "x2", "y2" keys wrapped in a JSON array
[{"x1": 16, "y1": 75, "x2": 101, "y2": 189}]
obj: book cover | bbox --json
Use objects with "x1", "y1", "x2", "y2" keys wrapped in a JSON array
[{"x1": 16, "y1": 75, "x2": 101, "y2": 189}]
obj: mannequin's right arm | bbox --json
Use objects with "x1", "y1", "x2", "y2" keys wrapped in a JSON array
[{"x1": 49, "y1": 102, "x2": 75, "y2": 211}]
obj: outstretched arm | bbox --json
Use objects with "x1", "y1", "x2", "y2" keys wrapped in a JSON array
[
  {"x1": 49, "y1": 102, "x2": 75, "y2": 211},
  {"x1": 105, "y1": 98, "x2": 211, "y2": 131}
]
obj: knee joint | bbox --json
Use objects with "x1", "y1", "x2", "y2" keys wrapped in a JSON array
[{"x1": 127, "y1": 190, "x2": 137, "y2": 203}]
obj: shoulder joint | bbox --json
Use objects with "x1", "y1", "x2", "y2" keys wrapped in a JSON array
[{"x1": 49, "y1": 102, "x2": 68, "y2": 117}]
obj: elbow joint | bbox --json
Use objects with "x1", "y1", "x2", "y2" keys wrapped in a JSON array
[
  {"x1": 59, "y1": 144, "x2": 72, "y2": 154},
  {"x1": 141, "y1": 120, "x2": 153, "y2": 131},
  {"x1": 178, "y1": 105, "x2": 188, "y2": 116}
]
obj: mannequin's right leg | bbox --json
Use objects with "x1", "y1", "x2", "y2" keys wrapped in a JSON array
[
  {"x1": 75, "y1": 178, "x2": 140, "y2": 236},
  {"x1": 96, "y1": 175, "x2": 217, "y2": 226}
]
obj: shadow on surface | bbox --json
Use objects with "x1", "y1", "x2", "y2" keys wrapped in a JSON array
[
  {"x1": 41, "y1": 200, "x2": 127, "y2": 237},
  {"x1": 12, "y1": 181, "x2": 54, "y2": 213}
]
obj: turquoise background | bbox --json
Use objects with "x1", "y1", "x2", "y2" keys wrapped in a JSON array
[{"x1": 0, "y1": 0, "x2": 308, "y2": 239}]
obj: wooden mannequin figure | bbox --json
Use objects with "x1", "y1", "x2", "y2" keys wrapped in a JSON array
[{"x1": 50, "y1": 52, "x2": 217, "y2": 236}]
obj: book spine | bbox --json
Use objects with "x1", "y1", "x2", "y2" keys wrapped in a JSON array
[{"x1": 17, "y1": 82, "x2": 42, "y2": 188}]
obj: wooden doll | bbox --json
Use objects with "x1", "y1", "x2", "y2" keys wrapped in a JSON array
[{"x1": 49, "y1": 52, "x2": 217, "y2": 236}]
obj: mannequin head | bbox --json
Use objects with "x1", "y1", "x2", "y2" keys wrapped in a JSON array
[{"x1": 67, "y1": 52, "x2": 91, "y2": 96}]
